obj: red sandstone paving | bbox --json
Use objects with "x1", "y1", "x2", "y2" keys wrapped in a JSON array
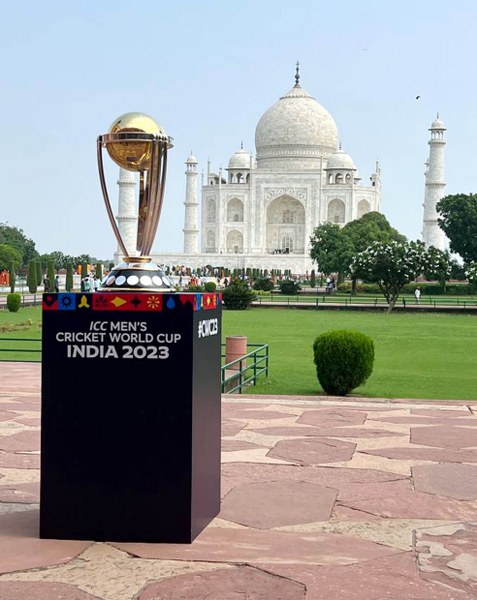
[
  {"x1": 267, "y1": 437, "x2": 356, "y2": 465},
  {"x1": 297, "y1": 409, "x2": 367, "y2": 427},
  {"x1": 261, "y1": 552, "x2": 475, "y2": 600},
  {"x1": 410, "y1": 408, "x2": 474, "y2": 417},
  {"x1": 221, "y1": 439, "x2": 267, "y2": 451},
  {"x1": 0, "y1": 482, "x2": 39, "y2": 503},
  {"x1": 337, "y1": 478, "x2": 412, "y2": 502},
  {"x1": 0, "y1": 362, "x2": 41, "y2": 393},
  {"x1": 249, "y1": 425, "x2": 406, "y2": 437},
  {"x1": 14, "y1": 416, "x2": 41, "y2": 427},
  {"x1": 0, "y1": 510, "x2": 91, "y2": 575},
  {"x1": 0, "y1": 450, "x2": 40, "y2": 469},
  {"x1": 221, "y1": 421, "x2": 246, "y2": 436},
  {"x1": 0, "y1": 403, "x2": 40, "y2": 411},
  {"x1": 369, "y1": 415, "x2": 477, "y2": 425},
  {"x1": 220, "y1": 480, "x2": 337, "y2": 528},
  {"x1": 221, "y1": 463, "x2": 406, "y2": 497},
  {"x1": 415, "y1": 522, "x2": 477, "y2": 595},
  {"x1": 0, "y1": 430, "x2": 40, "y2": 452},
  {"x1": 0, "y1": 582, "x2": 102, "y2": 600},
  {"x1": 138, "y1": 565, "x2": 306, "y2": 599},
  {"x1": 411, "y1": 425, "x2": 477, "y2": 448},
  {"x1": 222, "y1": 409, "x2": 296, "y2": 420},
  {"x1": 114, "y1": 526, "x2": 399, "y2": 565},
  {"x1": 413, "y1": 464, "x2": 477, "y2": 500},
  {"x1": 0, "y1": 409, "x2": 20, "y2": 422},
  {"x1": 361, "y1": 446, "x2": 477, "y2": 462},
  {"x1": 341, "y1": 489, "x2": 477, "y2": 520}
]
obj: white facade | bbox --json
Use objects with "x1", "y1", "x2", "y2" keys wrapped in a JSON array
[
  {"x1": 422, "y1": 115, "x2": 447, "y2": 250},
  {"x1": 103, "y1": 70, "x2": 380, "y2": 273},
  {"x1": 177, "y1": 73, "x2": 380, "y2": 273}
]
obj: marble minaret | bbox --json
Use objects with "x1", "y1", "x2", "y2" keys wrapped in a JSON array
[
  {"x1": 422, "y1": 115, "x2": 447, "y2": 250},
  {"x1": 116, "y1": 168, "x2": 138, "y2": 258},
  {"x1": 183, "y1": 153, "x2": 199, "y2": 254}
]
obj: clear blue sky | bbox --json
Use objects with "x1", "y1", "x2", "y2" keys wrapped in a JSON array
[{"x1": 2, "y1": 0, "x2": 476, "y2": 260}]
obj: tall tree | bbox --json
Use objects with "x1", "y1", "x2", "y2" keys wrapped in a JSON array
[
  {"x1": 436, "y1": 194, "x2": 477, "y2": 264},
  {"x1": 0, "y1": 223, "x2": 37, "y2": 265},
  {"x1": 309, "y1": 223, "x2": 353, "y2": 280},
  {"x1": 27, "y1": 259, "x2": 38, "y2": 294},
  {"x1": 65, "y1": 263, "x2": 74, "y2": 292},
  {"x1": 0, "y1": 244, "x2": 22, "y2": 272}
]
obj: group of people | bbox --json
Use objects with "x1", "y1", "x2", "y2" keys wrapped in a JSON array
[{"x1": 81, "y1": 274, "x2": 100, "y2": 292}]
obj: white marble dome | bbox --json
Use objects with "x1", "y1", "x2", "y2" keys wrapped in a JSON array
[
  {"x1": 326, "y1": 148, "x2": 356, "y2": 170},
  {"x1": 430, "y1": 116, "x2": 446, "y2": 130},
  {"x1": 186, "y1": 153, "x2": 198, "y2": 164},
  {"x1": 255, "y1": 83, "x2": 339, "y2": 170},
  {"x1": 228, "y1": 147, "x2": 251, "y2": 169}
]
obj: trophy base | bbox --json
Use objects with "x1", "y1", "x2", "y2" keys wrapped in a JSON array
[{"x1": 99, "y1": 257, "x2": 175, "y2": 292}]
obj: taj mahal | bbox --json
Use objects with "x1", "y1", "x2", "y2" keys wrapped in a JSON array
[{"x1": 115, "y1": 66, "x2": 446, "y2": 273}]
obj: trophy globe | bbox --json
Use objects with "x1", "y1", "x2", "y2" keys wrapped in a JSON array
[{"x1": 97, "y1": 112, "x2": 174, "y2": 292}]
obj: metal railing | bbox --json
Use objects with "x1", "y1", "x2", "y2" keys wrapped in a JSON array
[
  {"x1": 0, "y1": 337, "x2": 41, "y2": 361},
  {"x1": 252, "y1": 294, "x2": 477, "y2": 310},
  {"x1": 221, "y1": 343, "x2": 269, "y2": 394}
]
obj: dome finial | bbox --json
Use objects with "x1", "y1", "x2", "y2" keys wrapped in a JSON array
[
  {"x1": 241, "y1": 141, "x2": 243, "y2": 150},
  {"x1": 436, "y1": 112, "x2": 439, "y2": 119},
  {"x1": 295, "y1": 61, "x2": 300, "y2": 87}
]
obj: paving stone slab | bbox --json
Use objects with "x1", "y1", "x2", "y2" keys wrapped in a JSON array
[
  {"x1": 0, "y1": 581, "x2": 102, "y2": 600},
  {"x1": 0, "y1": 510, "x2": 91, "y2": 574},
  {"x1": 221, "y1": 439, "x2": 267, "y2": 452},
  {"x1": 337, "y1": 478, "x2": 411, "y2": 502},
  {"x1": 268, "y1": 437, "x2": 356, "y2": 464},
  {"x1": 369, "y1": 415, "x2": 477, "y2": 425},
  {"x1": 220, "y1": 480, "x2": 337, "y2": 528},
  {"x1": 138, "y1": 565, "x2": 306, "y2": 599},
  {"x1": 415, "y1": 522, "x2": 477, "y2": 596},
  {"x1": 0, "y1": 451, "x2": 40, "y2": 469},
  {"x1": 297, "y1": 409, "x2": 367, "y2": 427},
  {"x1": 0, "y1": 430, "x2": 40, "y2": 452},
  {"x1": 341, "y1": 489, "x2": 477, "y2": 521},
  {"x1": 0, "y1": 482, "x2": 39, "y2": 503},
  {"x1": 411, "y1": 425, "x2": 477, "y2": 448},
  {"x1": 261, "y1": 552, "x2": 475, "y2": 600},
  {"x1": 362, "y1": 447, "x2": 477, "y2": 463},
  {"x1": 248, "y1": 426, "x2": 404, "y2": 438},
  {"x1": 114, "y1": 526, "x2": 399, "y2": 565},
  {"x1": 221, "y1": 421, "x2": 246, "y2": 436},
  {"x1": 0, "y1": 410, "x2": 20, "y2": 422},
  {"x1": 413, "y1": 464, "x2": 477, "y2": 500}
]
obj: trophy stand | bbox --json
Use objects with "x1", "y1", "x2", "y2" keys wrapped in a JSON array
[{"x1": 40, "y1": 113, "x2": 222, "y2": 543}]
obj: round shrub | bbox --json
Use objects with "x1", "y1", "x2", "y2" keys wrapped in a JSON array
[
  {"x1": 312, "y1": 330, "x2": 374, "y2": 396},
  {"x1": 253, "y1": 277, "x2": 274, "y2": 292},
  {"x1": 6, "y1": 293, "x2": 21, "y2": 313},
  {"x1": 222, "y1": 281, "x2": 256, "y2": 310},
  {"x1": 204, "y1": 281, "x2": 217, "y2": 292},
  {"x1": 279, "y1": 279, "x2": 301, "y2": 295}
]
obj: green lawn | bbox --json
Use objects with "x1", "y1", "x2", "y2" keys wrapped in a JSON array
[
  {"x1": 0, "y1": 307, "x2": 42, "y2": 361},
  {"x1": 222, "y1": 308, "x2": 477, "y2": 401},
  {"x1": 2, "y1": 305, "x2": 477, "y2": 400}
]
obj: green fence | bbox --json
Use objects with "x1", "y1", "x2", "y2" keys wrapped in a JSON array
[{"x1": 221, "y1": 343, "x2": 269, "y2": 394}]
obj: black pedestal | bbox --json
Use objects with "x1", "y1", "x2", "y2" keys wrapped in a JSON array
[{"x1": 40, "y1": 291, "x2": 222, "y2": 543}]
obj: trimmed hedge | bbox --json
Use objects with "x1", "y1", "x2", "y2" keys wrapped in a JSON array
[
  {"x1": 337, "y1": 281, "x2": 474, "y2": 296},
  {"x1": 253, "y1": 278, "x2": 274, "y2": 292},
  {"x1": 313, "y1": 329, "x2": 374, "y2": 396},
  {"x1": 6, "y1": 293, "x2": 21, "y2": 313},
  {"x1": 204, "y1": 281, "x2": 217, "y2": 292},
  {"x1": 222, "y1": 281, "x2": 256, "y2": 310},
  {"x1": 279, "y1": 280, "x2": 301, "y2": 295}
]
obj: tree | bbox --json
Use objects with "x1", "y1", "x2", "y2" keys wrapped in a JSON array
[
  {"x1": 65, "y1": 263, "x2": 74, "y2": 292},
  {"x1": 46, "y1": 260, "x2": 56, "y2": 293},
  {"x1": 9, "y1": 263, "x2": 16, "y2": 293},
  {"x1": 35, "y1": 260, "x2": 43, "y2": 287},
  {"x1": 309, "y1": 223, "x2": 353, "y2": 280},
  {"x1": 310, "y1": 213, "x2": 406, "y2": 291},
  {"x1": 436, "y1": 194, "x2": 477, "y2": 264},
  {"x1": 40, "y1": 251, "x2": 67, "y2": 272},
  {"x1": 350, "y1": 240, "x2": 430, "y2": 312},
  {"x1": 423, "y1": 246, "x2": 451, "y2": 290},
  {"x1": 27, "y1": 259, "x2": 37, "y2": 294},
  {"x1": 0, "y1": 223, "x2": 37, "y2": 265},
  {"x1": 0, "y1": 244, "x2": 22, "y2": 272},
  {"x1": 310, "y1": 269, "x2": 316, "y2": 288}
]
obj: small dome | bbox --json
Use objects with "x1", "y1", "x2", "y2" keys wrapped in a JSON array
[
  {"x1": 186, "y1": 153, "x2": 198, "y2": 164},
  {"x1": 430, "y1": 115, "x2": 446, "y2": 130},
  {"x1": 227, "y1": 147, "x2": 252, "y2": 170},
  {"x1": 326, "y1": 148, "x2": 356, "y2": 170}
]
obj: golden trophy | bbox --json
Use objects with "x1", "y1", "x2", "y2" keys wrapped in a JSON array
[{"x1": 97, "y1": 112, "x2": 174, "y2": 291}]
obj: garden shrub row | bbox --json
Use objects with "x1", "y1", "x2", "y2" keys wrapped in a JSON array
[{"x1": 337, "y1": 282, "x2": 474, "y2": 295}]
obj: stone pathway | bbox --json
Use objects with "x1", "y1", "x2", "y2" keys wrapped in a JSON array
[{"x1": 0, "y1": 362, "x2": 476, "y2": 599}]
